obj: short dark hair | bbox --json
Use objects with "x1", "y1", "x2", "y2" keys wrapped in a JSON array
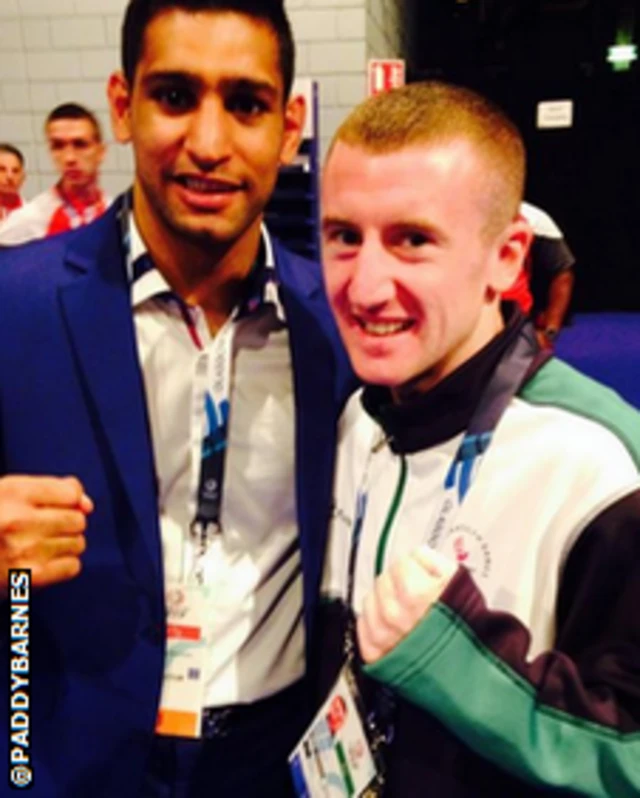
[
  {"x1": 45, "y1": 103, "x2": 103, "y2": 142},
  {"x1": 0, "y1": 143, "x2": 25, "y2": 167},
  {"x1": 121, "y1": 0, "x2": 295, "y2": 99}
]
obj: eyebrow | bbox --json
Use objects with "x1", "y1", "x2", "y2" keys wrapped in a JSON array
[
  {"x1": 322, "y1": 216, "x2": 449, "y2": 244},
  {"x1": 142, "y1": 71, "x2": 279, "y2": 101},
  {"x1": 321, "y1": 216, "x2": 357, "y2": 230},
  {"x1": 49, "y1": 137, "x2": 93, "y2": 146},
  {"x1": 382, "y1": 218, "x2": 449, "y2": 246}
]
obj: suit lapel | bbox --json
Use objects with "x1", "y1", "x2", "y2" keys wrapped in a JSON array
[
  {"x1": 274, "y1": 242, "x2": 346, "y2": 640},
  {"x1": 287, "y1": 293, "x2": 339, "y2": 637},
  {"x1": 58, "y1": 206, "x2": 162, "y2": 589}
]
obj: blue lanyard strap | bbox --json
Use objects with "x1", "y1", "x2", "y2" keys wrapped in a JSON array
[
  {"x1": 445, "y1": 324, "x2": 538, "y2": 502},
  {"x1": 192, "y1": 392, "x2": 230, "y2": 537}
]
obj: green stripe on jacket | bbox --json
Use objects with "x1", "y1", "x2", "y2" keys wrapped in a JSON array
[{"x1": 365, "y1": 602, "x2": 640, "y2": 797}]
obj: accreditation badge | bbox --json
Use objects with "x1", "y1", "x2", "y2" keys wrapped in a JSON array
[
  {"x1": 289, "y1": 666, "x2": 379, "y2": 797},
  {"x1": 155, "y1": 582, "x2": 209, "y2": 739}
]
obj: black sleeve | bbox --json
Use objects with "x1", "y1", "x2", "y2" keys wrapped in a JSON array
[
  {"x1": 555, "y1": 488, "x2": 640, "y2": 731},
  {"x1": 531, "y1": 236, "x2": 576, "y2": 276}
]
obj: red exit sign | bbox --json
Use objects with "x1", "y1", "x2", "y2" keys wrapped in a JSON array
[{"x1": 368, "y1": 59, "x2": 406, "y2": 96}]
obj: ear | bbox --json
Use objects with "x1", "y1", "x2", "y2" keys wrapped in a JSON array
[
  {"x1": 488, "y1": 214, "x2": 533, "y2": 294},
  {"x1": 279, "y1": 93, "x2": 306, "y2": 166},
  {"x1": 107, "y1": 71, "x2": 133, "y2": 144}
]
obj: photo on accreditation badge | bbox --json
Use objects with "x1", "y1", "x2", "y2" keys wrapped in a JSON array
[{"x1": 289, "y1": 673, "x2": 377, "y2": 797}]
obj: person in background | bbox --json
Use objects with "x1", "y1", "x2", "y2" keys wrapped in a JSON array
[
  {"x1": 0, "y1": 103, "x2": 110, "y2": 244},
  {"x1": 0, "y1": 1, "x2": 353, "y2": 796},
  {"x1": 0, "y1": 143, "x2": 26, "y2": 221},
  {"x1": 313, "y1": 81, "x2": 640, "y2": 797},
  {"x1": 503, "y1": 200, "x2": 575, "y2": 347}
]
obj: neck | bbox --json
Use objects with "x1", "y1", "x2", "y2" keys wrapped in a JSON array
[
  {"x1": 391, "y1": 304, "x2": 505, "y2": 404},
  {"x1": 132, "y1": 184, "x2": 262, "y2": 333},
  {"x1": 58, "y1": 179, "x2": 100, "y2": 206}
]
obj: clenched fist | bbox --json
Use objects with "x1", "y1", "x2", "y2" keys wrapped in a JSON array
[
  {"x1": 0, "y1": 475, "x2": 93, "y2": 597},
  {"x1": 357, "y1": 546, "x2": 458, "y2": 664}
]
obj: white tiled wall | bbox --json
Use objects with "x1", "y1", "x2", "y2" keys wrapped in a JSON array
[
  {"x1": 0, "y1": 0, "x2": 405, "y2": 198},
  {"x1": 367, "y1": 0, "x2": 405, "y2": 60}
]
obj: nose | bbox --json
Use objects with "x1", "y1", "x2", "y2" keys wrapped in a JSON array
[
  {"x1": 347, "y1": 237, "x2": 395, "y2": 313},
  {"x1": 62, "y1": 145, "x2": 77, "y2": 166},
  {"x1": 185, "y1": 98, "x2": 232, "y2": 170}
]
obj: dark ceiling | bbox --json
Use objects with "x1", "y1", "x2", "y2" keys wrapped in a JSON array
[{"x1": 406, "y1": 0, "x2": 637, "y2": 82}]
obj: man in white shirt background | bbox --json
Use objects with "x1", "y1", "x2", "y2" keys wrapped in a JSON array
[
  {"x1": 0, "y1": 102, "x2": 110, "y2": 245},
  {"x1": 0, "y1": 143, "x2": 26, "y2": 222}
]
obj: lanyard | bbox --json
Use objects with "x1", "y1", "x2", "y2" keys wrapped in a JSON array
[
  {"x1": 189, "y1": 242, "x2": 276, "y2": 571},
  {"x1": 186, "y1": 310, "x2": 232, "y2": 582},
  {"x1": 118, "y1": 194, "x2": 276, "y2": 582},
  {"x1": 344, "y1": 323, "x2": 538, "y2": 612}
]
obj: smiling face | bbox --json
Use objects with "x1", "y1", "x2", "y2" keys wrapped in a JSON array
[
  {"x1": 322, "y1": 140, "x2": 530, "y2": 396},
  {"x1": 0, "y1": 151, "x2": 25, "y2": 200},
  {"x1": 108, "y1": 9, "x2": 303, "y2": 258}
]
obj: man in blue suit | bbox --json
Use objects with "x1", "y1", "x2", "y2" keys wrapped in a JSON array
[{"x1": 0, "y1": 2, "x2": 354, "y2": 796}]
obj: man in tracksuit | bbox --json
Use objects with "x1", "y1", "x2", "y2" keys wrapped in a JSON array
[{"x1": 314, "y1": 81, "x2": 640, "y2": 797}]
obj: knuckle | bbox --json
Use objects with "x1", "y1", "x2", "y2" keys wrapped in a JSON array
[
  {"x1": 0, "y1": 475, "x2": 19, "y2": 494},
  {"x1": 62, "y1": 476, "x2": 83, "y2": 500},
  {"x1": 387, "y1": 565, "x2": 408, "y2": 606},
  {"x1": 0, "y1": 514, "x2": 29, "y2": 545},
  {"x1": 66, "y1": 559, "x2": 82, "y2": 579},
  {"x1": 2, "y1": 537, "x2": 33, "y2": 569},
  {"x1": 377, "y1": 593, "x2": 401, "y2": 628},
  {"x1": 389, "y1": 559, "x2": 405, "y2": 584},
  {"x1": 68, "y1": 512, "x2": 87, "y2": 534}
]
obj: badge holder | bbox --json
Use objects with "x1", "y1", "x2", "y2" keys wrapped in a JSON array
[
  {"x1": 155, "y1": 582, "x2": 209, "y2": 739},
  {"x1": 290, "y1": 610, "x2": 392, "y2": 797}
]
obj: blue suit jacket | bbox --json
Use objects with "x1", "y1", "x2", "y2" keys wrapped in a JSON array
[{"x1": 0, "y1": 199, "x2": 355, "y2": 797}]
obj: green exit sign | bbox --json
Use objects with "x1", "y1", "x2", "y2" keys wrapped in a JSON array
[{"x1": 607, "y1": 44, "x2": 638, "y2": 71}]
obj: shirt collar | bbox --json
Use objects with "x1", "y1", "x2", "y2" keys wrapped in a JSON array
[
  {"x1": 0, "y1": 194, "x2": 22, "y2": 212},
  {"x1": 128, "y1": 211, "x2": 284, "y2": 321}
]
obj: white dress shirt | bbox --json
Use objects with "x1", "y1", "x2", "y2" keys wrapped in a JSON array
[{"x1": 129, "y1": 216, "x2": 304, "y2": 706}]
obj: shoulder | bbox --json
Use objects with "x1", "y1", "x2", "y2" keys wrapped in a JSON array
[
  {"x1": 0, "y1": 201, "x2": 122, "y2": 292},
  {"x1": 0, "y1": 231, "x2": 68, "y2": 274},
  {"x1": 272, "y1": 237, "x2": 322, "y2": 290},
  {"x1": 0, "y1": 190, "x2": 58, "y2": 245},
  {"x1": 518, "y1": 357, "x2": 640, "y2": 470},
  {"x1": 271, "y1": 236, "x2": 359, "y2": 402},
  {"x1": 270, "y1": 236, "x2": 330, "y2": 329},
  {"x1": 520, "y1": 201, "x2": 563, "y2": 239},
  {"x1": 339, "y1": 390, "x2": 376, "y2": 442}
]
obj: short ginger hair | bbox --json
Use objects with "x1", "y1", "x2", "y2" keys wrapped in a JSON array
[{"x1": 331, "y1": 81, "x2": 526, "y2": 239}]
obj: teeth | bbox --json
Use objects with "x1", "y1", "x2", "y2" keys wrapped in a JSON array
[
  {"x1": 182, "y1": 177, "x2": 236, "y2": 193},
  {"x1": 361, "y1": 320, "x2": 411, "y2": 336}
]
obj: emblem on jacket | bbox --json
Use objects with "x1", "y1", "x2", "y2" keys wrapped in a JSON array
[{"x1": 441, "y1": 524, "x2": 492, "y2": 580}]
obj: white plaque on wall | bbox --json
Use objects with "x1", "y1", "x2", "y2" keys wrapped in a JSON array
[{"x1": 536, "y1": 100, "x2": 574, "y2": 129}]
